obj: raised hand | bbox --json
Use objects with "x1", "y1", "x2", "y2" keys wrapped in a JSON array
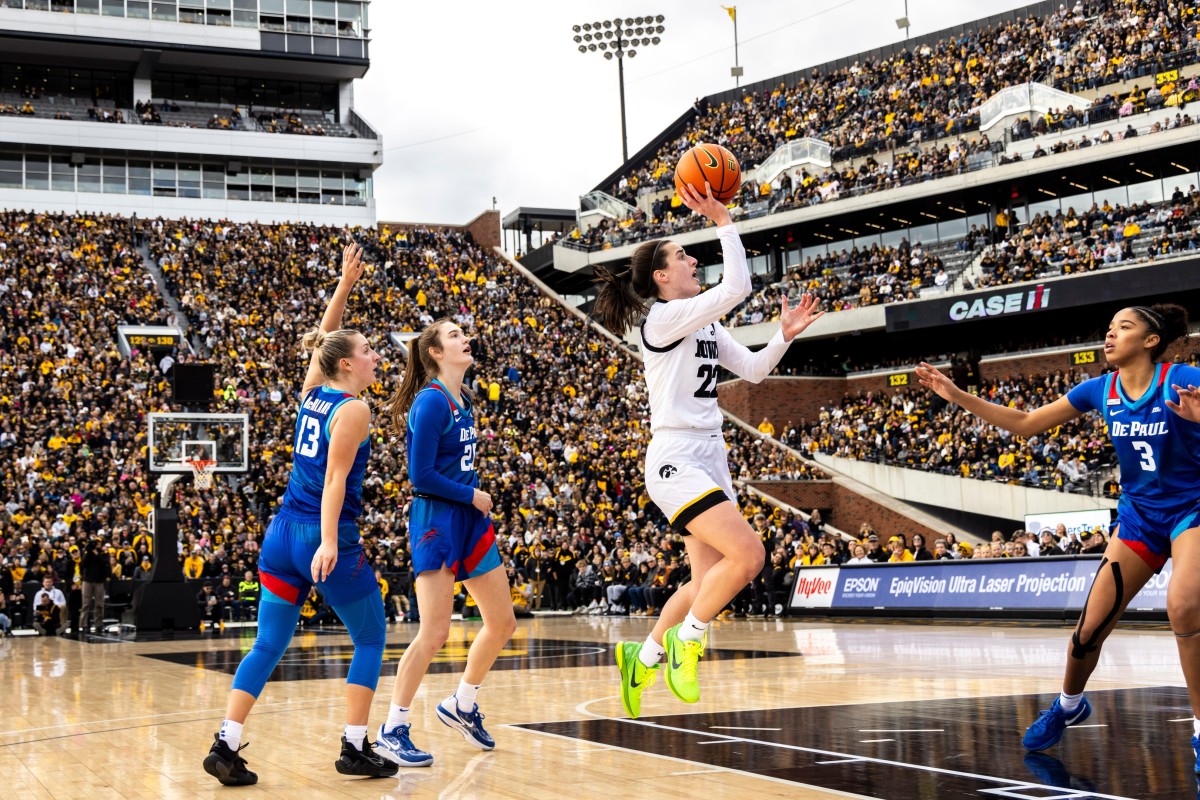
[
  {"x1": 340, "y1": 242, "x2": 365, "y2": 286},
  {"x1": 1167, "y1": 384, "x2": 1200, "y2": 422},
  {"x1": 779, "y1": 293, "x2": 825, "y2": 342},
  {"x1": 915, "y1": 361, "x2": 962, "y2": 404},
  {"x1": 678, "y1": 181, "x2": 733, "y2": 227}
]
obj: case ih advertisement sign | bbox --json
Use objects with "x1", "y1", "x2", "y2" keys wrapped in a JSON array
[{"x1": 884, "y1": 259, "x2": 1200, "y2": 332}]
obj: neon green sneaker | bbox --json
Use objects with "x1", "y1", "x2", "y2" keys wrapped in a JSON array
[
  {"x1": 664, "y1": 623, "x2": 705, "y2": 704},
  {"x1": 616, "y1": 641, "x2": 659, "y2": 719}
]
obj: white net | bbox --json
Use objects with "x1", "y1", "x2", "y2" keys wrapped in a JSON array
[{"x1": 185, "y1": 459, "x2": 217, "y2": 490}]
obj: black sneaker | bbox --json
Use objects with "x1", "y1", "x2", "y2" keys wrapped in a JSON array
[
  {"x1": 203, "y1": 734, "x2": 258, "y2": 786},
  {"x1": 334, "y1": 736, "x2": 400, "y2": 777}
]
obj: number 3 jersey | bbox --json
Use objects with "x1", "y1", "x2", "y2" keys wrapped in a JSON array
[
  {"x1": 406, "y1": 378, "x2": 479, "y2": 505},
  {"x1": 282, "y1": 385, "x2": 369, "y2": 522},
  {"x1": 640, "y1": 224, "x2": 793, "y2": 433},
  {"x1": 1067, "y1": 363, "x2": 1200, "y2": 511}
]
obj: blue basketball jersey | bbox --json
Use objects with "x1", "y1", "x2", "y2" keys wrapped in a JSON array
[
  {"x1": 1067, "y1": 363, "x2": 1200, "y2": 511},
  {"x1": 280, "y1": 385, "x2": 370, "y2": 524},
  {"x1": 406, "y1": 379, "x2": 478, "y2": 506}
]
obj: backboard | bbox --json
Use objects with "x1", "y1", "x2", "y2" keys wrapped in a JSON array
[{"x1": 147, "y1": 412, "x2": 250, "y2": 473}]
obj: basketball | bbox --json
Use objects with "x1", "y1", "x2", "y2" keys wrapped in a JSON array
[{"x1": 674, "y1": 143, "x2": 741, "y2": 203}]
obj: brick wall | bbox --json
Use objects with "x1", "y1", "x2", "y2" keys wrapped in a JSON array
[
  {"x1": 720, "y1": 346, "x2": 1097, "y2": 426},
  {"x1": 747, "y1": 480, "x2": 946, "y2": 544},
  {"x1": 978, "y1": 347, "x2": 1101, "y2": 381},
  {"x1": 718, "y1": 368, "x2": 919, "y2": 425}
]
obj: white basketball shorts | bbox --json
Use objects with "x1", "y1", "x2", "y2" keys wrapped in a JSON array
[{"x1": 644, "y1": 429, "x2": 736, "y2": 533}]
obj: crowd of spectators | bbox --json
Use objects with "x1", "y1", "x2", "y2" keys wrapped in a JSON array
[
  {"x1": 254, "y1": 110, "x2": 334, "y2": 136},
  {"x1": 139, "y1": 216, "x2": 829, "y2": 620},
  {"x1": 726, "y1": 237, "x2": 951, "y2": 327},
  {"x1": 974, "y1": 184, "x2": 1200, "y2": 287},
  {"x1": 566, "y1": 1, "x2": 1200, "y2": 252},
  {"x1": 1, "y1": 207, "x2": 1161, "y2": 633},
  {"x1": 780, "y1": 371, "x2": 1122, "y2": 494},
  {"x1": 0, "y1": 210, "x2": 179, "y2": 633}
]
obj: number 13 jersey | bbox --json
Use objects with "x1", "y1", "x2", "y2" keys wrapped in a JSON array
[
  {"x1": 282, "y1": 385, "x2": 369, "y2": 522},
  {"x1": 1067, "y1": 363, "x2": 1200, "y2": 510}
]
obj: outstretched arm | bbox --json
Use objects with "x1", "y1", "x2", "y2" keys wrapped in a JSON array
[
  {"x1": 915, "y1": 361, "x2": 1083, "y2": 438},
  {"x1": 302, "y1": 242, "x2": 365, "y2": 396}
]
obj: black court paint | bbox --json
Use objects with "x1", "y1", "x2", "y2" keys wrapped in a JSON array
[
  {"x1": 144, "y1": 637, "x2": 801, "y2": 681},
  {"x1": 517, "y1": 687, "x2": 1198, "y2": 799}
]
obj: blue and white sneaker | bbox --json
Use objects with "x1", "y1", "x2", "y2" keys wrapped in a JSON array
[
  {"x1": 1192, "y1": 733, "x2": 1200, "y2": 774},
  {"x1": 1022, "y1": 696, "x2": 1092, "y2": 751},
  {"x1": 436, "y1": 696, "x2": 495, "y2": 751},
  {"x1": 375, "y1": 723, "x2": 433, "y2": 767}
]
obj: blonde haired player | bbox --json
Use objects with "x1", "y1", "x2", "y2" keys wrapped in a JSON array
[{"x1": 593, "y1": 182, "x2": 824, "y2": 716}]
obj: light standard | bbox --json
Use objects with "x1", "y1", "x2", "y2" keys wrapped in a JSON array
[{"x1": 573, "y1": 15, "x2": 666, "y2": 163}]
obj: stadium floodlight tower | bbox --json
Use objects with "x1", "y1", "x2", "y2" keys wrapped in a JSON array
[{"x1": 572, "y1": 14, "x2": 665, "y2": 163}]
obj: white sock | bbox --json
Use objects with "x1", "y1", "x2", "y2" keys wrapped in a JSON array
[
  {"x1": 219, "y1": 719, "x2": 243, "y2": 751},
  {"x1": 456, "y1": 679, "x2": 481, "y2": 712},
  {"x1": 639, "y1": 634, "x2": 665, "y2": 667},
  {"x1": 1058, "y1": 690, "x2": 1083, "y2": 714},
  {"x1": 677, "y1": 611, "x2": 710, "y2": 643},
  {"x1": 344, "y1": 724, "x2": 368, "y2": 750},
  {"x1": 1193, "y1": 717, "x2": 1200, "y2": 737},
  {"x1": 385, "y1": 703, "x2": 410, "y2": 730}
]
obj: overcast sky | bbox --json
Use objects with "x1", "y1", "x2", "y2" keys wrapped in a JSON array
[{"x1": 355, "y1": 0, "x2": 1035, "y2": 226}]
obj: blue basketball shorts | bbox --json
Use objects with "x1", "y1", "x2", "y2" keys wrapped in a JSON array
[
  {"x1": 257, "y1": 513, "x2": 378, "y2": 606},
  {"x1": 409, "y1": 496, "x2": 501, "y2": 580},
  {"x1": 1113, "y1": 495, "x2": 1200, "y2": 573}
]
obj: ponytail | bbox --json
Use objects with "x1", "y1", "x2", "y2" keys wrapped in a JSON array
[
  {"x1": 592, "y1": 238, "x2": 670, "y2": 335},
  {"x1": 1131, "y1": 303, "x2": 1190, "y2": 360},
  {"x1": 380, "y1": 318, "x2": 453, "y2": 437}
]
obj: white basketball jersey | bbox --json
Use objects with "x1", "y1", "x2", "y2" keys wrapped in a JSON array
[{"x1": 640, "y1": 224, "x2": 793, "y2": 433}]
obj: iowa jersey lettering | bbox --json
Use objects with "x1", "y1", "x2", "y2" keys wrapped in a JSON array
[{"x1": 694, "y1": 339, "x2": 718, "y2": 359}]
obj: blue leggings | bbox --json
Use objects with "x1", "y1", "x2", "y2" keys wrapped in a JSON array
[{"x1": 231, "y1": 587, "x2": 387, "y2": 697}]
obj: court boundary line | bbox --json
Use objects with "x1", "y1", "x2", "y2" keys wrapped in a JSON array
[
  {"x1": 510, "y1": 725, "x2": 878, "y2": 800},
  {"x1": 546, "y1": 694, "x2": 1143, "y2": 800}
]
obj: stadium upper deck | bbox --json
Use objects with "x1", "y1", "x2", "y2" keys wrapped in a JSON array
[{"x1": 0, "y1": 0, "x2": 381, "y2": 225}]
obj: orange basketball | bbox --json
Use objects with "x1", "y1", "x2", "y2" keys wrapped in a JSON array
[{"x1": 674, "y1": 143, "x2": 741, "y2": 203}]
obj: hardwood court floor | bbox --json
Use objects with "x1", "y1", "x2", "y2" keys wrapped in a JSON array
[{"x1": 0, "y1": 615, "x2": 1195, "y2": 799}]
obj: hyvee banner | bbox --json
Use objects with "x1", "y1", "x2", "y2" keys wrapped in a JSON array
[
  {"x1": 884, "y1": 259, "x2": 1200, "y2": 332},
  {"x1": 790, "y1": 558, "x2": 1171, "y2": 613}
]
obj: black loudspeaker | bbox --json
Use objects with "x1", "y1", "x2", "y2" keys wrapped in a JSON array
[
  {"x1": 172, "y1": 362, "x2": 216, "y2": 406},
  {"x1": 227, "y1": 160, "x2": 243, "y2": 175}
]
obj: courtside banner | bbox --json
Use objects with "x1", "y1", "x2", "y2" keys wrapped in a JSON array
[
  {"x1": 789, "y1": 558, "x2": 1170, "y2": 613},
  {"x1": 789, "y1": 566, "x2": 839, "y2": 608},
  {"x1": 883, "y1": 259, "x2": 1200, "y2": 332}
]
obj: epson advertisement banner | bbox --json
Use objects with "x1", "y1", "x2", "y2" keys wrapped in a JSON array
[
  {"x1": 884, "y1": 259, "x2": 1200, "y2": 332},
  {"x1": 790, "y1": 558, "x2": 1170, "y2": 614}
]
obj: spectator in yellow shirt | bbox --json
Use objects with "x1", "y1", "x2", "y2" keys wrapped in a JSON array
[
  {"x1": 757, "y1": 417, "x2": 776, "y2": 438},
  {"x1": 183, "y1": 549, "x2": 205, "y2": 580},
  {"x1": 888, "y1": 537, "x2": 915, "y2": 562}
]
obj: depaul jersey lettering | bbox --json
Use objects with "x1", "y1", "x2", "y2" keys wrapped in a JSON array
[
  {"x1": 1067, "y1": 363, "x2": 1200, "y2": 509},
  {"x1": 281, "y1": 385, "x2": 369, "y2": 524},
  {"x1": 406, "y1": 379, "x2": 478, "y2": 505}
]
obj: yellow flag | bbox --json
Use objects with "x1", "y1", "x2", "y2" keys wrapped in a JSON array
[{"x1": 722, "y1": 5, "x2": 736, "y2": 22}]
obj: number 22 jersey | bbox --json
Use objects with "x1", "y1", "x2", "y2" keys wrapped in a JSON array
[
  {"x1": 1066, "y1": 363, "x2": 1200, "y2": 511},
  {"x1": 640, "y1": 224, "x2": 793, "y2": 432}
]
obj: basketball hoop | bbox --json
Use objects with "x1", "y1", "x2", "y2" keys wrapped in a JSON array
[{"x1": 184, "y1": 459, "x2": 217, "y2": 490}]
